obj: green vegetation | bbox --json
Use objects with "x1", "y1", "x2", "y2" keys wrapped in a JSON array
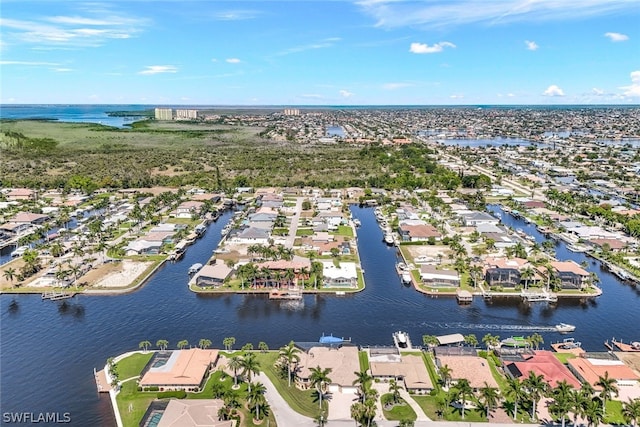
[
  {"x1": 358, "y1": 351, "x2": 370, "y2": 372},
  {"x1": 553, "y1": 352, "x2": 577, "y2": 364},
  {"x1": 381, "y1": 393, "x2": 417, "y2": 421},
  {"x1": 116, "y1": 380, "x2": 156, "y2": 427},
  {"x1": 334, "y1": 225, "x2": 354, "y2": 237},
  {"x1": 115, "y1": 352, "x2": 153, "y2": 380}
]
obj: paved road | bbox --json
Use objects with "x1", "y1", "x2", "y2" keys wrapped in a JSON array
[{"x1": 285, "y1": 197, "x2": 304, "y2": 248}]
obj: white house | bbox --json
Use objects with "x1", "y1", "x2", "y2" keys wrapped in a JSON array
[{"x1": 322, "y1": 261, "x2": 358, "y2": 288}]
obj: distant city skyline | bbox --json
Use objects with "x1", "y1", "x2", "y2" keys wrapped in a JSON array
[{"x1": 1, "y1": 0, "x2": 639, "y2": 105}]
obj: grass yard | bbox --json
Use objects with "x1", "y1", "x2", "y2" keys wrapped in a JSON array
[
  {"x1": 333, "y1": 225, "x2": 354, "y2": 237},
  {"x1": 116, "y1": 380, "x2": 157, "y2": 427},
  {"x1": 359, "y1": 351, "x2": 370, "y2": 372},
  {"x1": 115, "y1": 351, "x2": 154, "y2": 380},
  {"x1": 553, "y1": 352, "x2": 577, "y2": 364},
  {"x1": 382, "y1": 394, "x2": 417, "y2": 421}
]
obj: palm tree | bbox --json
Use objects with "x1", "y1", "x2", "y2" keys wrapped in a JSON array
[
  {"x1": 549, "y1": 380, "x2": 574, "y2": 427},
  {"x1": 529, "y1": 332, "x2": 544, "y2": 350},
  {"x1": 177, "y1": 340, "x2": 189, "y2": 349},
  {"x1": 584, "y1": 397, "x2": 604, "y2": 427},
  {"x1": 452, "y1": 378, "x2": 473, "y2": 419},
  {"x1": 353, "y1": 369, "x2": 373, "y2": 403},
  {"x1": 199, "y1": 338, "x2": 212, "y2": 349},
  {"x1": 156, "y1": 339, "x2": 169, "y2": 351},
  {"x1": 595, "y1": 371, "x2": 619, "y2": 414},
  {"x1": 278, "y1": 341, "x2": 301, "y2": 387},
  {"x1": 482, "y1": 333, "x2": 499, "y2": 350},
  {"x1": 622, "y1": 398, "x2": 640, "y2": 427},
  {"x1": 228, "y1": 355, "x2": 243, "y2": 388},
  {"x1": 223, "y1": 337, "x2": 236, "y2": 351},
  {"x1": 258, "y1": 341, "x2": 269, "y2": 352},
  {"x1": 520, "y1": 266, "x2": 534, "y2": 290},
  {"x1": 388, "y1": 378, "x2": 402, "y2": 404},
  {"x1": 506, "y1": 377, "x2": 525, "y2": 420},
  {"x1": 240, "y1": 353, "x2": 260, "y2": 392},
  {"x1": 478, "y1": 382, "x2": 500, "y2": 420},
  {"x1": 422, "y1": 334, "x2": 439, "y2": 349},
  {"x1": 3, "y1": 267, "x2": 17, "y2": 287},
  {"x1": 139, "y1": 340, "x2": 151, "y2": 352},
  {"x1": 309, "y1": 366, "x2": 332, "y2": 409},
  {"x1": 523, "y1": 371, "x2": 548, "y2": 421},
  {"x1": 439, "y1": 364, "x2": 453, "y2": 389},
  {"x1": 464, "y1": 334, "x2": 478, "y2": 348},
  {"x1": 247, "y1": 381, "x2": 267, "y2": 420},
  {"x1": 469, "y1": 265, "x2": 483, "y2": 289},
  {"x1": 570, "y1": 388, "x2": 588, "y2": 425}
]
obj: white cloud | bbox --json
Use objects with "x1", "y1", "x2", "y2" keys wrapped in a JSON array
[
  {"x1": 620, "y1": 70, "x2": 640, "y2": 98},
  {"x1": 0, "y1": 60, "x2": 60, "y2": 66},
  {"x1": 357, "y1": 0, "x2": 637, "y2": 29},
  {"x1": 525, "y1": 40, "x2": 539, "y2": 51},
  {"x1": 213, "y1": 10, "x2": 262, "y2": 21},
  {"x1": 226, "y1": 58, "x2": 241, "y2": 64},
  {"x1": 138, "y1": 65, "x2": 178, "y2": 75},
  {"x1": 409, "y1": 41, "x2": 456, "y2": 54},
  {"x1": 592, "y1": 87, "x2": 605, "y2": 95},
  {"x1": 339, "y1": 90, "x2": 354, "y2": 98},
  {"x1": 382, "y1": 82, "x2": 414, "y2": 90},
  {"x1": 604, "y1": 32, "x2": 629, "y2": 42},
  {"x1": 52, "y1": 68, "x2": 73, "y2": 72},
  {"x1": 542, "y1": 84, "x2": 565, "y2": 96},
  {"x1": 449, "y1": 94, "x2": 464, "y2": 99},
  {"x1": 277, "y1": 38, "x2": 341, "y2": 56}
]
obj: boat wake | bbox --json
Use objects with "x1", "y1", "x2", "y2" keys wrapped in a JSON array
[{"x1": 420, "y1": 322, "x2": 558, "y2": 332}]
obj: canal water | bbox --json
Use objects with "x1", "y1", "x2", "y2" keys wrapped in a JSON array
[{"x1": 2, "y1": 206, "x2": 639, "y2": 426}]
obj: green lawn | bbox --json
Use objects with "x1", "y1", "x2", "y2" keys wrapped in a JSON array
[
  {"x1": 604, "y1": 400, "x2": 625, "y2": 425},
  {"x1": 359, "y1": 351, "x2": 370, "y2": 372},
  {"x1": 116, "y1": 380, "x2": 157, "y2": 427},
  {"x1": 553, "y1": 352, "x2": 577, "y2": 364},
  {"x1": 333, "y1": 225, "x2": 354, "y2": 237},
  {"x1": 116, "y1": 352, "x2": 154, "y2": 380},
  {"x1": 382, "y1": 394, "x2": 417, "y2": 421},
  {"x1": 296, "y1": 228, "x2": 314, "y2": 236},
  {"x1": 255, "y1": 352, "x2": 326, "y2": 419}
]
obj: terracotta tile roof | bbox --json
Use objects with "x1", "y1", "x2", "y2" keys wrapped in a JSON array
[
  {"x1": 507, "y1": 351, "x2": 580, "y2": 388},
  {"x1": 140, "y1": 349, "x2": 219, "y2": 387},
  {"x1": 297, "y1": 346, "x2": 359, "y2": 387},
  {"x1": 437, "y1": 355, "x2": 499, "y2": 389},
  {"x1": 567, "y1": 357, "x2": 640, "y2": 388}
]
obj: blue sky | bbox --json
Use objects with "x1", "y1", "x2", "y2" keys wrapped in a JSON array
[{"x1": 1, "y1": 0, "x2": 639, "y2": 105}]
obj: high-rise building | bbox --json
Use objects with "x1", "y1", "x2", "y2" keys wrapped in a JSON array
[
  {"x1": 175, "y1": 109, "x2": 198, "y2": 120},
  {"x1": 154, "y1": 108, "x2": 173, "y2": 121},
  {"x1": 283, "y1": 108, "x2": 300, "y2": 116}
]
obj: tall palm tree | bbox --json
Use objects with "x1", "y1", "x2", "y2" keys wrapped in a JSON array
[
  {"x1": 278, "y1": 341, "x2": 301, "y2": 387},
  {"x1": 584, "y1": 397, "x2": 604, "y2": 427},
  {"x1": 223, "y1": 337, "x2": 236, "y2": 351},
  {"x1": 309, "y1": 366, "x2": 332, "y2": 409},
  {"x1": 156, "y1": 339, "x2": 169, "y2": 351},
  {"x1": 478, "y1": 382, "x2": 500, "y2": 420},
  {"x1": 595, "y1": 372, "x2": 619, "y2": 414},
  {"x1": 247, "y1": 381, "x2": 267, "y2": 420},
  {"x1": 177, "y1": 340, "x2": 189, "y2": 349},
  {"x1": 3, "y1": 267, "x2": 17, "y2": 287},
  {"x1": 622, "y1": 398, "x2": 640, "y2": 427},
  {"x1": 241, "y1": 353, "x2": 260, "y2": 392},
  {"x1": 228, "y1": 355, "x2": 243, "y2": 388},
  {"x1": 523, "y1": 371, "x2": 548, "y2": 421},
  {"x1": 464, "y1": 334, "x2": 478, "y2": 348},
  {"x1": 138, "y1": 340, "x2": 151, "y2": 352},
  {"x1": 353, "y1": 370, "x2": 373, "y2": 403},
  {"x1": 439, "y1": 364, "x2": 453, "y2": 389},
  {"x1": 520, "y1": 267, "x2": 534, "y2": 290},
  {"x1": 506, "y1": 377, "x2": 525, "y2": 420},
  {"x1": 452, "y1": 378, "x2": 473, "y2": 419},
  {"x1": 549, "y1": 380, "x2": 574, "y2": 427},
  {"x1": 569, "y1": 388, "x2": 588, "y2": 426},
  {"x1": 199, "y1": 338, "x2": 212, "y2": 349},
  {"x1": 388, "y1": 378, "x2": 402, "y2": 404}
]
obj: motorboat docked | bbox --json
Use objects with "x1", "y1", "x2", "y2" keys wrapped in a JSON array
[
  {"x1": 555, "y1": 323, "x2": 576, "y2": 333},
  {"x1": 566, "y1": 244, "x2": 588, "y2": 253},
  {"x1": 194, "y1": 223, "x2": 207, "y2": 236},
  {"x1": 11, "y1": 246, "x2": 29, "y2": 257},
  {"x1": 384, "y1": 233, "x2": 394, "y2": 245},
  {"x1": 188, "y1": 263, "x2": 203, "y2": 275},
  {"x1": 401, "y1": 271, "x2": 412, "y2": 284},
  {"x1": 559, "y1": 337, "x2": 582, "y2": 350},
  {"x1": 501, "y1": 336, "x2": 530, "y2": 348},
  {"x1": 319, "y1": 333, "x2": 351, "y2": 344},
  {"x1": 353, "y1": 219, "x2": 361, "y2": 227}
]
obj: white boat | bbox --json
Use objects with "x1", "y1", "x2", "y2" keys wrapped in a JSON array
[
  {"x1": 11, "y1": 246, "x2": 29, "y2": 257},
  {"x1": 555, "y1": 323, "x2": 576, "y2": 333},
  {"x1": 384, "y1": 234, "x2": 394, "y2": 245},
  {"x1": 401, "y1": 272, "x2": 412, "y2": 284},
  {"x1": 393, "y1": 331, "x2": 409, "y2": 349},
  {"x1": 188, "y1": 263, "x2": 203, "y2": 275},
  {"x1": 353, "y1": 219, "x2": 361, "y2": 227},
  {"x1": 566, "y1": 244, "x2": 587, "y2": 253}
]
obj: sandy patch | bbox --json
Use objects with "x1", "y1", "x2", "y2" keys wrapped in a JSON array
[
  {"x1": 92, "y1": 260, "x2": 153, "y2": 288},
  {"x1": 402, "y1": 245, "x2": 450, "y2": 260}
]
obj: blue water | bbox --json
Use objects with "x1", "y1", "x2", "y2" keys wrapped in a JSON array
[
  {"x1": 1, "y1": 206, "x2": 640, "y2": 425},
  {"x1": 326, "y1": 126, "x2": 345, "y2": 137},
  {"x1": 0, "y1": 105, "x2": 150, "y2": 128}
]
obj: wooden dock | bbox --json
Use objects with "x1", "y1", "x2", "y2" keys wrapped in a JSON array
[
  {"x1": 94, "y1": 368, "x2": 111, "y2": 393},
  {"x1": 456, "y1": 289, "x2": 473, "y2": 304},
  {"x1": 606, "y1": 338, "x2": 640, "y2": 352},
  {"x1": 41, "y1": 291, "x2": 75, "y2": 301}
]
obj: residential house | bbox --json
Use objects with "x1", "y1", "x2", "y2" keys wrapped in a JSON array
[
  {"x1": 504, "y1": 351, "x2": 581, "y2": 388},
  {"x1": 419, "y1": 266, "x2": 460, "y2": 287},
  {"x1": 483, "y1": 257, "x2": 537, "y2": 288},
  {"x1": 369, "y1": 354, "x2": 433, "y2": 394},
  {"x1": 175, "y1": 201, "x2": 204, "y2": 219},
  {"x1": 567, "y1": 357, "x2": 640, "y2": 389},
  {"x1": 459, "y1": 211, "x2": 500, "y2": 227},
  {"x1": 11, "y1": 212, "x2": 49, "y2": 225},
  {"x1": 296, "y1": 345, "x2": 359, "y2": 394},
  {"x1": 194, "y1": 261, "x2": 233, "y2": 288},
  {"x1": 155, "y1": 399, "x2": 233, "y2": 427},
  {"x1": 436, "y1": 355, "x2": 500, "y2": 391},
  {"x1": 231, "y1": 227, "x2": 270, "y2": 245},
  {"x1": 6, "y1": 188, "x2": 36, "y2": 201},
  {"x1": 125, "y1": 240, "x2": 162, "y2": 256},
  {"x1": 549, "y1": 261, "x2": 591, "y2": 289},
  {"x1": 139, "y1": 349, "x2": 219, "y2": 392},
  {"x1": 397, "y1": 221, "x2": 441, "y2": 242},
  {"x1": 321, "y1": 261, "x2": 358, "y2": 288}
]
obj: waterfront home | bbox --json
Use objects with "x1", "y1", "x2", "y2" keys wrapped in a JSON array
[
  {"x1": 483, "y1": 257, "x2": 539, "y2": 288},
  {"x1": 145, "y1": 399, "x2": 233, "y2": 427},
  {"x1": 174, "y1": 201, "x2": 204, "y2": 219},
  {"x1": 194, "y1": 261, "x2": 233, "y2": 288},
  {"x1": 459, "y1": 211, "x2": 500, "y2": 227},
  {"x1": 139, "y1": 348, "x2": 219, "y2": 392},
  {"x1": 419, "y1": 265, "x2": 460, "y2": 287},
  {"x1": 230, "y1": 227, "x2": 270, "y2": 245},
  {"x1": 504, "y1": 350, "x2": 581, "y2": 388},
  {"x1": 0, "y1": 222, "x2": 33, "y2": 237},
  {"x1": 10, "y1": 212, "x2": 49, "y2": 225},
  {"x1": 397, "y1": 221, "x2": 441, "y2": 242},
  {"x1": 547, "y1": 261, "x2": 591, "y2": 289},
  {"x1": 190, "y1": 193, "x2": 221, "y2": 203},
  {"x1": 369, "y1": 354, "x2": 433, "y2": 394},
  {"x1": 321, "y1": 261, "x2": 358, "y2": 288},
  {"x1": 436, "y1": 355, "x2": 500, "y2": 391},
  {"x1": 316, "y1": 211, "x2": 345, "y2": 229},
  {"x1": 296, "y1": 345, "x2": 359, "y2": 394},
  {"x1": 143, "y1": 231, "x2": 175, "y2": 245},
  {"x1": 125, "y1": 240, "x2": 162, "y2": 256},
  {"x1": 567, "y1": 357, "x2": 640, "y2": 392},
  {"x1": 589, "y1": 238, "x2": 628, "y2": 252}
]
